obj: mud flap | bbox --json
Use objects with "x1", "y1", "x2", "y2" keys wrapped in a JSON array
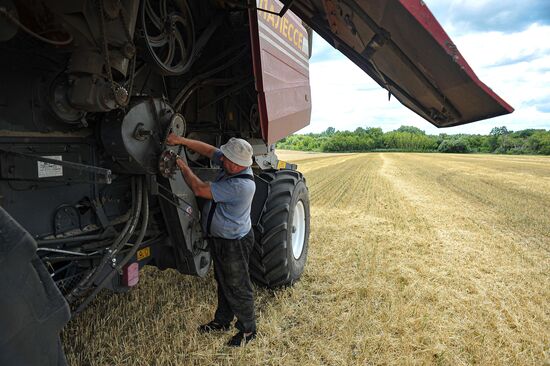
[{"x1": 0, "y1": 207, "x2": 70, "y2": 366}]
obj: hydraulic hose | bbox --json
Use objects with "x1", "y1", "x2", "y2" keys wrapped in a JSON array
[
  {"x1": 66, "y1": 177, "x2": 142, "y2": 304},
  {"x1": 84, "y1": 178, "x2": 143, "y2": 284},
  {"x1": 176, "y1": 77, "x2": 244, "y2": 114},
  {"x1": 110, "y1": 178, "x2": 144, "y2": 255},
  {"x1": 110, "y1": 178, "x2": 139, "y2": 249},
  {"x1": 0, "y1": 6, "x2": 73, "y2": 46},
  {"x1": 173, "y1": 46, "x2": 249, "y2": 111},
  {"x1": 73, "y1": 177, "x2": 149, "y2": 315}
]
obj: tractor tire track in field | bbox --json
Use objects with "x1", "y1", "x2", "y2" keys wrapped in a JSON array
[
  {"x1": 382, "y1": 153, "x2": 550, "y2": 248},
  {"x1": 297, "y1": 153, "x2": 475, "y2": 364},
  {"x1": 298, "y1": 152, "x2": 548, "y2": 365},
  {"x1": 375, "y1": 153, "x2": 549, "y2": 364}
]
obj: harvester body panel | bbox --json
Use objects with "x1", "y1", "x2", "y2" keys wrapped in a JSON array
[{"x1": 251, "y1": 0, "x2": 312, "y2": 144}]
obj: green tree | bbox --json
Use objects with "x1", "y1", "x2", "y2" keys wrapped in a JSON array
[
  {"x1": 354, "y1": 127, "x2": 366, "y2": 135},
  {"x1": 438, "y1": 138, "x2": 472, "y2": 153},
  {"x1": 489, "y1": 126, "x2": 510, "y2": 152},
  {"x1": 321, "y1": 127, "x2": 336, "y2": 136},
  {"x1": 276, "y1": 126, "x2": 549, "y2": 155},
  {"x1": 365, "y1": 127, "x2": 384, "y2": 148},
  {"x1": 527, "y1": 131, "x2": 550, "y2": 154},
  {"x1": 396, "y1": 125, "x2": 426, "y2": 135}
]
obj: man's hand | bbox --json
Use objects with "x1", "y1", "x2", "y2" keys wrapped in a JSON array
[
  {"x1": 176, "y1": 156, "x2": 213, "y2": 199},
  {"x1": 176, "y1": 156, "x2": 188, "y2": 170},
  {"x1": 166, "y1": 133, "x2": 184, "y2": 146},
  {"x1": 166, "y1": 134, "x2": 216, "y2": 159}
]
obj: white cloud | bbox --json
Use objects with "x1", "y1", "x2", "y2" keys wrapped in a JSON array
[
  {"x1": 423, "y1": 0, "x2": 550, "y2": 34},
  {"x1": 447, "y1": 23, "x2": 550, "y2": 132}
]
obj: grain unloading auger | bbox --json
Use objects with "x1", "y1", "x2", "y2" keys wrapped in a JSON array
[{"x1": 0, "y1": 0, "x2": 511, "y2": 364}]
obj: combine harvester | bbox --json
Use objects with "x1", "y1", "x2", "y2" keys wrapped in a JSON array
[{"x1": 0, "y1": 0, "x2": 512, "y2": 364}]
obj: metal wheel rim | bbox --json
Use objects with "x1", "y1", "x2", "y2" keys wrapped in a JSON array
[{"x1": 291, "y1": 200, "x2": 306, "y2": 259}]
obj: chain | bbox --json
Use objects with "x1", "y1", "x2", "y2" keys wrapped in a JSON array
[
  {"x1": 97, "y1": 0, "x2": 119, "y2": 104},
  {"x1": 119, "y1": 3, "x2": 137, "y2": 98},
  {"x1": 97, "y1": 0, "x2": 136, "y2": 107}
]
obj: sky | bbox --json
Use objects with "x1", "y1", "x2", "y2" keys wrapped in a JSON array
[{"x1": 299, "y1": 0, "x2": 550, "y2": 135}]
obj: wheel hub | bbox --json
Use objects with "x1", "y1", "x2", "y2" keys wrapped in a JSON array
[
  {"x1": 164, "y1": 16, "x2": 176, "y2": 34},
  {"x1": 291, "y1": 200, "x2": 306, "y2": 260}
]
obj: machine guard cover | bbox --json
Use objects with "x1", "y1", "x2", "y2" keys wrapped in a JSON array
[
  {"x1": 249, "y1": 0, "x2": 312, "y2": 144},
  {"x1": 263, "y1": 0, "x2": 513, "y2": 130}
]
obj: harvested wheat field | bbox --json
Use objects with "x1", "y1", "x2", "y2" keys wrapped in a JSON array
[{"x1": 63, "y1": 152, "x2": 550, "y2": 365}]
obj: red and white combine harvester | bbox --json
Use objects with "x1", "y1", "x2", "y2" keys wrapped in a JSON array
[{"x1": 0, "y1": 0, "x2": 511, "y2": 364}]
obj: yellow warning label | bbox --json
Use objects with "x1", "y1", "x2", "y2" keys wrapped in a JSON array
[
  {"x1": 277, "y1": 160, "x2": 287, "y2": 169},
  {"x1": 137, "y1": 247, "x2": 151, "y2": 261}
]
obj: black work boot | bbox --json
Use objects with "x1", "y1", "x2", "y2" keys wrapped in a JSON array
[
  {"x1": 227, "y1": 331, "x2": 257, "y2": 347},
  {"x1": 198, "y1": 320, "x2": 231, "y2": 333}
]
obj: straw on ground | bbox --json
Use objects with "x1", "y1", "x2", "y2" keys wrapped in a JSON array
[{"x1": 63, "y1": 152, "x2": 550, "y2": 365}]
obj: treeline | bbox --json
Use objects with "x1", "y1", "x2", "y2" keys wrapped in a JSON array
[{"x1": 276, "y1": 126, "x2": 550, "y2": 155}]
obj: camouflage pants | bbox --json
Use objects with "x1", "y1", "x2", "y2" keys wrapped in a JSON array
[{"x1": 210, "y1": 229, "x2": 256, "y2": 333}]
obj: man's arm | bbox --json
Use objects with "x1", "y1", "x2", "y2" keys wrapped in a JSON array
[
  {"x1": 166, "y1": 134, "x2": 216, "y2": 159},
  {"x1": 176, "y1": 158, "x2": 213, "y2": 199}
]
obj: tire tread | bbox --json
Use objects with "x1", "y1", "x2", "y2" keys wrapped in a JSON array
[{"x1": 250, "y1": 170, "x2": 308, "y2": 288}]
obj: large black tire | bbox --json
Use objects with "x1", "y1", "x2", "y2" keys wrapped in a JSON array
[{"x1": 250, "y1": 170, "x2": 310, "y2": 288}]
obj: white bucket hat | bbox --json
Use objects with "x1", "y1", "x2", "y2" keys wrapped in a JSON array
[{"x1": 220, "y1": 138, "x2": 253, "y2": 167}]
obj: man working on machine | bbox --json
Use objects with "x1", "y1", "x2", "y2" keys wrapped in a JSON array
[{"x1": 166, "y1": 133, "x2": 257, "y2": 347}]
